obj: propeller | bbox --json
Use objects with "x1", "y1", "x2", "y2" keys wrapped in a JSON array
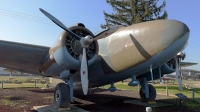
[
  {"x1": 39, "y1": 8, "x2": 81, "y2": 40},
  {"x1": 39, "y1": 8, "x2": 100, "y2": 95},
  {"x1": 175, "y1": 58, "x2": 183, "y2": 91},
  {"x1": 39, "y1": 8, "x2": 111, "y2": 41},
  {"x1": 80, "y1": 48, "x2": 88, "y2": 95}
]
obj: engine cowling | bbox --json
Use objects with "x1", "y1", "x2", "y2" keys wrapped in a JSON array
[{"x1": 49, "y1": 23, "x2": 99, "y2": 70}]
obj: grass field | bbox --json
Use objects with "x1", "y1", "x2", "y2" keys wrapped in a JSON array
[
  {"x1": 102, "y1": 80, "x2": 200, "y2": 97},
  {"x1": 0, "y1": 76, "x2": 48, "y2": 88}
]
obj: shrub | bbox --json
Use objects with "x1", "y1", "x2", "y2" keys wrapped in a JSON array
[{"x1": 24, "y1": 77, "x2": 33, "y2": 83}]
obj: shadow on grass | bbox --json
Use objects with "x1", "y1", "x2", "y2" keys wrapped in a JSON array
[
  {"x1": 3, "y1": 95, "x2": 23, "y2": 100},
  {"x1": 28, "y1": 89, "x2": 54, "y2": 93},
  {"x1": 9, "y1": 96, "x2": 23, "y2": 100}
]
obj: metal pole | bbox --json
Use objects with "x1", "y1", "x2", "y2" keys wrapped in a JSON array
[
  {"x1": 192, "y1": 89, "x2": 195, "y2": 100},
  {"x1": 166, "y1": 84, "x2": 168, "y2": 96},
  {"x1": 1, "y1": 81, "x2": 3, "y2": 89},
  {"x1": 34, "y1": 80, "x2": 36, "y2": 88},
  {"x1": 158, "y1": 66, "x2": 162, "y2": 83}
]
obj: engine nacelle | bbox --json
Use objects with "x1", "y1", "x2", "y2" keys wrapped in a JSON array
[
  {"x1": 50, "y1": 24, "x2": 99, "y2": 70},
  {"x1": 39, "y1": 24, "x2": 99, "y2": 76},
  {"x1": 137, "y1": 63, "x2": 175, "y2": 81}
]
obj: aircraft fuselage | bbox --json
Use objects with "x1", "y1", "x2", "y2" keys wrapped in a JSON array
[{"x1": 70, "y1": 19, "x2": 190, "y2": 89}]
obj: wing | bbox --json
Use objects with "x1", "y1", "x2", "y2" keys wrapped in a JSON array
[
  {"x1": 0, "y1": 40, "x2": 49, "y2": 75},
  {"x1": 180, "y1": 62, "x2": 198, "y2": 67}
]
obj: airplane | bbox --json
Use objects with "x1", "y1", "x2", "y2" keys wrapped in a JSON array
[{"x1": 0, "y1": 8, "x2": 190, "y2": 108}]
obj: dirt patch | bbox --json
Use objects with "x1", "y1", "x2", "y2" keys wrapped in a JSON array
[
  {"x1": 0, "y1": 88, "x2": 53, "y2": 112},
  {"x1": 0, "y1": 88, "x2": 196, "y2": 112}
]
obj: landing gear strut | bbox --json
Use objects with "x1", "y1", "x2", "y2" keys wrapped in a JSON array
[
  {"x1": 139, "y1": 84, "x2": 156, "y2": 102},
  {"x1": 54, "y1": 83, "x2": 70, "y2": 108},
  {"x1": 139, "y1": 77, "x2": 156, "y2": 103}
]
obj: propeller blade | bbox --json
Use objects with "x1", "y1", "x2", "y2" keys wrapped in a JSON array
[
  {"x1": 80, "y1": 47, "x2": 88, "y2": 95},
  {"x1": 39, "y1": 8, "x2": 81, "y2": 40},
  {"x1": 175, "y1": 59, "x2": 183, "y2": 90}
]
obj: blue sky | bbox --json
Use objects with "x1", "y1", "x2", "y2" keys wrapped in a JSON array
[{"x1": 0, "y1": 0, "x2": 199, "y2": 70}]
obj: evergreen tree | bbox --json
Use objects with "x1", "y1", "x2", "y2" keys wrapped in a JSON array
[{"x1": 101, "y1": 0, "x2": 168, "y2": 29}]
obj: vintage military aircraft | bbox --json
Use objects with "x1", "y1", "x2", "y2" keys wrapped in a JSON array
[{"x1": 0, "y1": 8, "x2": 190, "y2": 108}]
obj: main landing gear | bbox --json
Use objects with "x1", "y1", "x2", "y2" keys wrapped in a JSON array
[
  {"x1": 139, "y1": 77, "x2": 156, "y2": 102},
  {"x1": 54, "y1": 77, "x2": 74, "y2": 108},
  {"x1": 54, "y1": 83, "x2": 70, "y2": 108}
]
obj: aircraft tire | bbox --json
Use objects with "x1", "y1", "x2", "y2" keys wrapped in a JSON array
[
  {"x1": 139, "y1": 84, "x2": 156, "y2": 102},
  {"x1": 139, "y1": 91, "x2": 147, "y2": 102},
  {"x1": 54, "y1": 83, "x2": 70, "y2": 108},
  {"x1": 148, "y1": 84, "x2": 156, "y2": 102}
]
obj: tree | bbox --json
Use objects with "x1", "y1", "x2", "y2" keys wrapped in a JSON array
[{"x1": 101, "y1": 0, "x2": 168, "y2": 29}]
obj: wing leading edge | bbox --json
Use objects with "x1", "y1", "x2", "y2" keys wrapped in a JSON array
[{"x1": 0, "y1": 40, "x2": 49, "y2": 75}]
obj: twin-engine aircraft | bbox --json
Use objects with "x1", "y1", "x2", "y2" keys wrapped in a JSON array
[{"x1": 0, "y1": 8, "x2": 190, "y2": 108}]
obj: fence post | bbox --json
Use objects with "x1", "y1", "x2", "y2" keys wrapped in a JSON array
[
  {"x1": 34, "y1": 80, "x2": 36, "y2": 88},
  {"x1": 192, "y1": 89, "x2": 195, "y2": 100},
  {"x1": 166, "y1": 84, "x2": 169, "y2": 96},
  {"x1": 1, "y1": 81, "x2": 3, "y2": 89}
]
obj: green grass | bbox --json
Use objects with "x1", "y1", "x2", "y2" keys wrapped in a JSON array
[
  {"x1": 0, "y1": 99, "x2": 15, "y2": 105},
  {"x1": 110, "y1": 82, "x2": 200, "y2": 99},
  {"x1": 154, "y1": 84, "x2": 200, "y2": 98},
  {"x1": 0, "y1": 76, "x2": 48, "y2": 88},
  {"x1": 0, "y1": 76, "x2": 37, "y2": 82},
  {"x1": 1, "y1": 83, "x2": 46, "y2": 88},
  {"x1": 103, "y1": 83, "x2": 138, "y2": 90}
]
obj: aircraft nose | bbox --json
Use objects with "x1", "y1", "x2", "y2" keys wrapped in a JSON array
[
  {"x1": 160, "y1": 20, "x2": 189, "y2": 48},
  {"x1": 169, "y1": 20, "x2": 189, "y2": 35}
]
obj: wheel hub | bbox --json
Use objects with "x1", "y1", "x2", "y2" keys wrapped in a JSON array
[{"x1": 55, "y1": 90, "x2": 60, "y2": 102}]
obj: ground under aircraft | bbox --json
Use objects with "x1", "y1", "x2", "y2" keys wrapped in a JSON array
[{"x1": 0, "y1": 8, "x2": 190, "y2": 108}]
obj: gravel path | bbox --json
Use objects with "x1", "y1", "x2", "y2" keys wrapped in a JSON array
[{"x1": 0, "y1": 88, "x2": 195, "y2": 112}]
